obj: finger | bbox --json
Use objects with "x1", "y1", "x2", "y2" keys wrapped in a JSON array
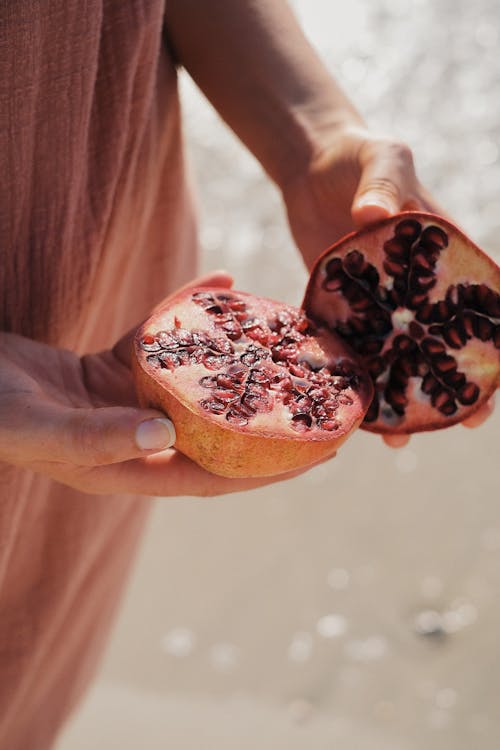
[
  {"x1": 0, "y1": 399, "x2": 178, "y2": 467},
  {"x1": 462, "y1": 396, "x2": 495, "y2": 429},
  {"x1": 112, "y1": 269, "x2": 234, "y2": 367},
  {"x1": 351, "y1": 141, "x2": 416, "y2": 227},
  {"x1": 383, "y1": 433, "x2": 411, "y2": 449},
  {"x1": 71, "y1": 447, "x2": 335, "y2": 497}
]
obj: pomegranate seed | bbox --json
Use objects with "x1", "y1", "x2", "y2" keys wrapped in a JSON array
[
  {"x1": 206, "y1": 304, "x2": 224, "y2": 315},
  {"x1": 323, "y1": 275, "x2": 344, "y2": 292},
  {"x1": 289, "y1": 363, "x2": 306, "y2": 378},
  {"x1": 415, "y1": 303, "x2": 434, "y2": 324},
  {"x1": 457, "y1": 382, "x2": 480, "y2": 405},
  {"x1": 434, "y1": 300, "x2": 454, "y2": 322},
  {"x1": 421, "y1": 338, "x2": 446, "y2": 357},
  {"x1": 141, "y1": 337, "x2": 162, "y2": 352},
  {"x1": 213, "y1": 389, "x2": 240, "y2": 404},
  {"x1": 227, "y1": 299, "x2": 247, "y2": 312},
  {"x1": 295, "y1": 316, "x2": 310, "y2": 333},
  {"x1": 412, "y1": 253, "x2": 434, "y2": 274},
  {"x1": 383, "y1": 259, "x2": 406, "y2": 277},
  {"x1": 243, "y1": 394, "x2": 272, "y2": 413},
  {"x1": 200, "y1": 398, "x2": 226, "y2": 415},
  {"x1": 383, "y1": 238, "x2": 408, "y2": 261},
  {"x1": 421, "y1": 372, "x2": 439, "y2": 395},
  {"x1": 200, "y1": 376, "x2": 218, "y2": 389},
  {"x1": 291, "y1": 413, "x2": 312, "y2": 432},
  {"x1": 245, "y1": 327, "x2": 269, "y2": 345},
  {"x1": 343, "y1": 250, "x2": 366, "y2": 276},
  {"x1": 432, "y1": 354, "x2": 457, "y2": 375},
  {"x1": 385, "y1": 387, "x2": 407, "y2": 409},
  {"x1": 395, "y1": 218, "x2": 421, "y2": 240},
  {"x1": 443, "y1": 370, "x2": 466, "y2": 390},
  {"x1": 175, "y1": 329, "x2": 194, "y2": 346},
  {"x1": 325, "y1": 257, "x2": 343, "y2": 277},
  {"x1": 221, "y1": 321, "x2": 243, "y2": 340},
  {"x1": 431, "y1": 389, "x2": 453, "y2": 410},
  {"x1": 322, "y1": 399, "x2": 339, "y2": 412},
  {"x1": 442, "y1": 322, "x2": 466, "y2": 349},
  {"x1": 159, "y1": 352, "x2": 181, "y2": 369},
  {"x1": 408, "y1": 321, "x2": 425, "y2": 339},
  {"x1": 202, "y1": 353, "x2": 230, "y2": 370},
  {"x1": 289, "y1": 397, "x2": 312, "y2": 414},
  {"x1": 420, "y1": 225, "x2": 448, "y2": 250},
  {"x1": 248, "y1": 368, "x2": 270, "y2": 384},
  {"x1": 319, "y1": 419, "x2": 340, "y2": 431},
  {"x1": 246, "y1": 382, "x2": 268, "y2": 399},
  {"x1": 226, "y1": 410, "x2": 249, "y2": 426},
  {"x1": 475, "y1": 316, "x2": 493, "y2": 341},
  {"x1": 192, "y1": 291, "x2": 215, "y2": 305}
]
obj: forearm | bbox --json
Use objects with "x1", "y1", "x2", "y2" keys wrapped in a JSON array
[{"x1": 164, "y1": 0, "x2": 363, "y2": 188}]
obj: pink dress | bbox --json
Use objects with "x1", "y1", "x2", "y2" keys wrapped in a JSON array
[{"x1": 0, "y1": 3, "x2": 198, "y2": 747}]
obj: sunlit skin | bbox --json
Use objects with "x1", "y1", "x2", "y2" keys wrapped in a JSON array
[
  {"x1": 1, "y1": 0, "x2": 495, "y2": 496},
  {"x1": 166, "y1": 1, "x2": 495, "y2": 452}
]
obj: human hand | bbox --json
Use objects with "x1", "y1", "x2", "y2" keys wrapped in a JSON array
[
  {"x1": 281, "y1": 124, "x2": 495, "y2": 446},
  {"x1": 281, "y1": 124, "x2": 441, "y2": 267},
  {"x1": 0, "y1": 272, "x2": 318, "y2": 495}
]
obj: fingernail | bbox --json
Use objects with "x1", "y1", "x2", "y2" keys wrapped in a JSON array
[
  {"x1": 356, "y1": 197, "x2": 392, "y2": 211},
  {"x1": 136, "y1": 418, "x2": 176, "y2": 451}
]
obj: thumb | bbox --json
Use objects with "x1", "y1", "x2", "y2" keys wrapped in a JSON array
[
  {"x1": 57, "y1": 405, "x2": 177, "y2": 466},
  {"x1": 351, "y1": 141, "x2": 414, "y2": 226},
  {"x1": 3, "y1": 400, "x2": 177, "y2": 467}
]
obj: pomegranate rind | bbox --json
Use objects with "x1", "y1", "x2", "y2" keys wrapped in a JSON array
[
  {"x1": 132, "y1": 287, "x2": 373, "y2": 478},
  {"x1": 303, "y1": 212, "x2": 500, "y2": 434}
]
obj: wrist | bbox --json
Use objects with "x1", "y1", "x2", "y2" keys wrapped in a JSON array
[{"x1": 272, "y1": 106, "x2": 365, "y2": 192}]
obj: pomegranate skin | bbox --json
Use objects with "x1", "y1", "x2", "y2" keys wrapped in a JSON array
[
  {"x1": 132, "y1": 287, "x2": 373, "y2": 478},
  {"x1": 303, "y1": 212, "x2": 500, "y2": 434}
]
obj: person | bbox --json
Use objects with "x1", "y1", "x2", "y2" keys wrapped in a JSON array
[{"x1": 0, "y1": 2, "x2": 493, "y2": 748}]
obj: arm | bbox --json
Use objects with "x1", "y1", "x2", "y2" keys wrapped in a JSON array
[
  {"x1": 165, "y1": 0, "x2": 362, "y2": 188},
  {"x1": 0, "y1": 272, "x2": 304, "y2": 496},
  {"x1": 165, "y1": 1, "x2": 493, "y2": 441},
  {"x1": 165, "y1": 0, "x2": 436, "y2": 267}
]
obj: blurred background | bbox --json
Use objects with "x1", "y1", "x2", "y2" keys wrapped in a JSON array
[{"x1": 58, "y1": 0, "x2": 500, "y2": 748}]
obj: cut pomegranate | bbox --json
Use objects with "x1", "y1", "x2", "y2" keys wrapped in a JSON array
[
  {"x1": 132, "y1": 289, "x2": 373, "y2": 477},
  {"x1": 303, "y1": 212, "x2": 500, "y2": 434}
]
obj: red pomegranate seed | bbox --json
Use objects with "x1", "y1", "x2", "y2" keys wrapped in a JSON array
[
  {"x1": 457, "y1": 382, "x2": 480, "y2": 405},
  {"x1": 291, "y1": 413, "x2": 312, "y2": 432},
  {"x1": 200, "y1": 398, "x2": 226, "y2": 415},
  {"x1": 319, "y1": 419, "x2": 340, "y2": 431}
]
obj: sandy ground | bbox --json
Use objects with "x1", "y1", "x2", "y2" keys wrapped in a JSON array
[{"x1": 58, "y1": 1, "x2": 500, "y2": 748}]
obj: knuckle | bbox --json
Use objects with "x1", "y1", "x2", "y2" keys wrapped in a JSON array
[
  {"x1": 360, "y1": 176, "x2": 401, "y2": 201},
  {"x1": 392, "y1": 140, "x2": 415, "y2": 168},
  {"x1": 363, "y1": 136, "x2": 415, "y2": 168}
]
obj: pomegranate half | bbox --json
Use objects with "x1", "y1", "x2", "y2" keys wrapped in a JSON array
[
  {"x1": 303, "y1": 212, "x2": 500, "y2": 434},
  {"x1": 132, "y1": 288, "x2": 373, "y2": 477}
]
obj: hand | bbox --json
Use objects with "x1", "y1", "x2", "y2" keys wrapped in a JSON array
[
  {"x1": 281, "y1": 124, "x2": 441, "y2": 267},
  {"x1": 281, "y1": 124, "x2": 495, "y2": 445},
  {"x1": 0, "y1": 272, "x2": 315, "y2": 495}
]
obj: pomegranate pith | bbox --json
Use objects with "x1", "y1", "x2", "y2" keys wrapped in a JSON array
[
  {"x1": 303, "y1": 212, "x2": 500, "y2": 434},
  {"x1": 132, "y1": 288, "x2": 373, "y2": 477}
]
